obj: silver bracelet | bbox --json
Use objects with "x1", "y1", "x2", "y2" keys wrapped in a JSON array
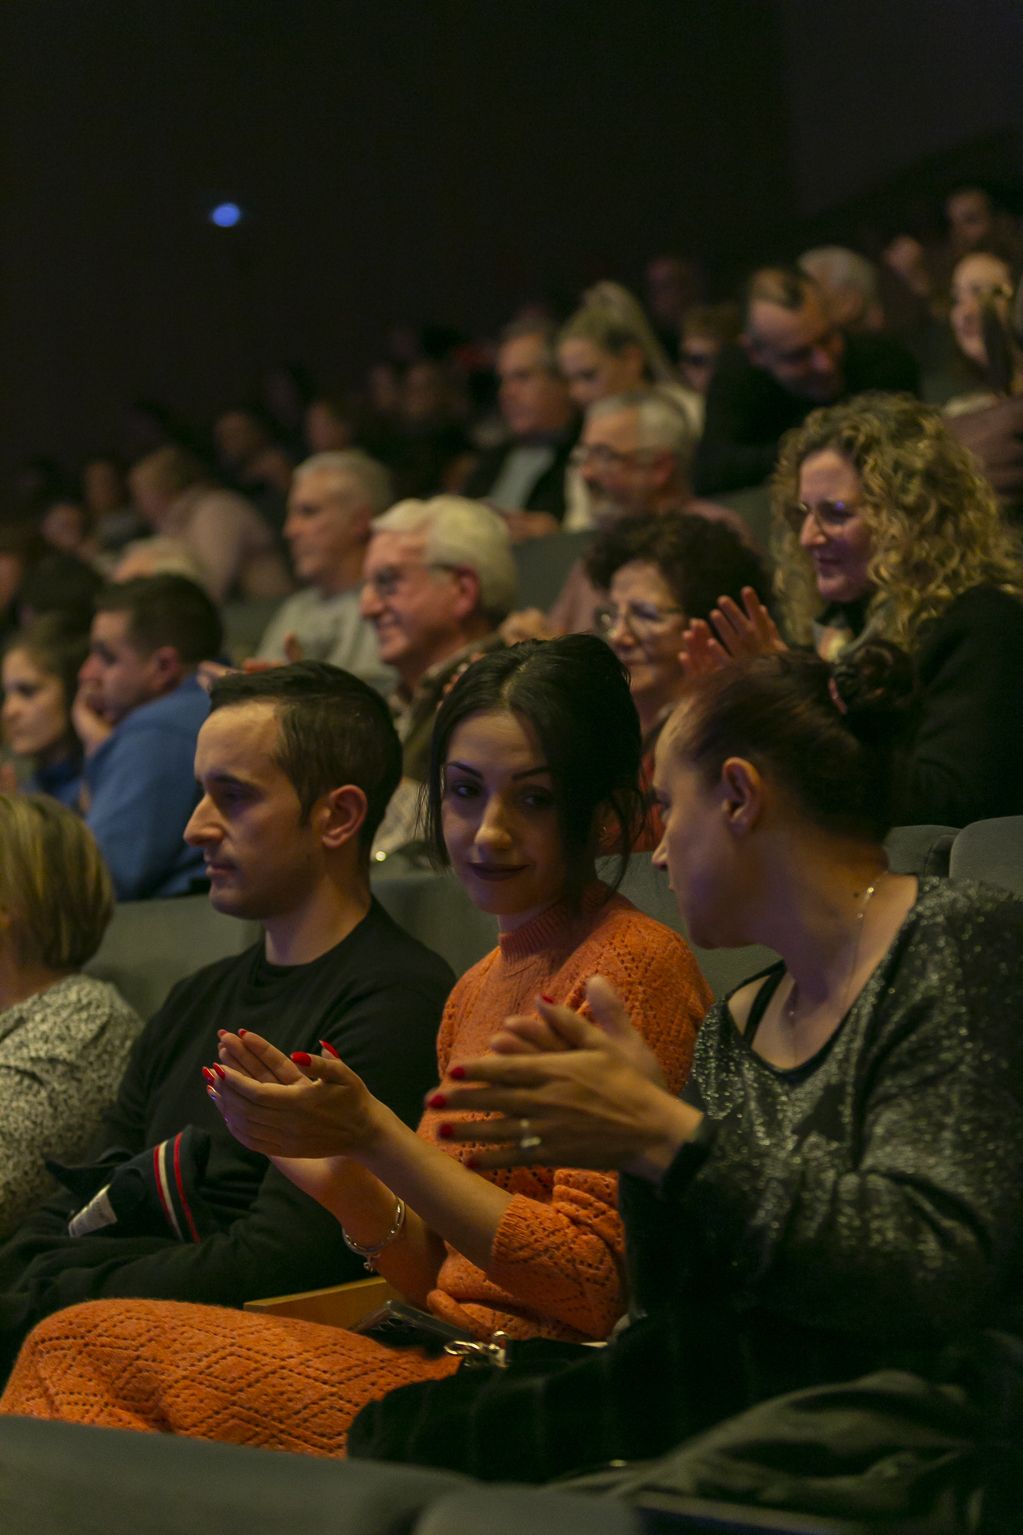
[{"x1": 341, "y1": 1197, "x2": 406, "y2": 1272}]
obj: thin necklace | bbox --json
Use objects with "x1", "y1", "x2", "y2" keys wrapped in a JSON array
[{"x1": 785, "y1": 872, "x2": 886, "y2": 1032}]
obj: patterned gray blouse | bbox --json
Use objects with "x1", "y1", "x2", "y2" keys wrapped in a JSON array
[
  {"x1": 0, "y1": 973, "x2": 142, "y2": 1238},
  {"x1": 623, "y1": 878, "x2": 1023, "y2": 1390}
]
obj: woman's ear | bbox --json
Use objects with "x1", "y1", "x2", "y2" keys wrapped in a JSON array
[
  {"x1": 317, "y1": 784, "x2": 369, "y2": 852},
  {"x1": 719, "y1": 756, "x2": 762, "y2": 833}
]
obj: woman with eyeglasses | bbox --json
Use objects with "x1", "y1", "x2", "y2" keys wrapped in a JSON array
[
  {"x1": 586, "y1": 512, "x2": 769, "y2": 846},
  {"x1": 683, "y1": 392, "x2": 1023, "y2": 826}
]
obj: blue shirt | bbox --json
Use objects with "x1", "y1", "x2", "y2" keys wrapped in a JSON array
[{"x1": 84, "y1": 675, "x2": 209, "y2": 900}]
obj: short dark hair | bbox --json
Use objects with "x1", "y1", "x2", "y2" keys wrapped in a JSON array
[
  {"x1": 674, "y1": 641, "x2": 915, "y2": 842},
  {"x1": 743, "y1": 266, "x2": 818, "y2": 324},
  {"x1": 95, "y1": 575, "x2": 223, "y2": 666},
  {"x1": 21, "y1": 551, "x2": 104, "y2": 630},
  {"x1": 425, "y1": 636, "x2": 644, "y2": 897},
  {"x1": 208, "y1": 661, "x2": 401, "y2": 852},
  {"x1": 585, "y1": 511, "x2": 770, "y2": 624}
]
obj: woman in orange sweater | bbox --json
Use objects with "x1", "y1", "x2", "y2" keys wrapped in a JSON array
[{"x1": 2, "y1": 636, "x2": 708, "y2": 1454}]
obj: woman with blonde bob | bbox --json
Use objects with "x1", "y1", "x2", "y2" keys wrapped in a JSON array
[
  {"x1": 0, "y1": 795, "x2": 140, "y2": 1237},
  {"x1": 685, "y1": 392, "x2": 1023, "y2": 826}
]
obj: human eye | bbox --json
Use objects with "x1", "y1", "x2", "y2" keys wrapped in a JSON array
[
  {"x1": 632, "y1": 602, "x2": 662, "y2": 625},
  {"x1": 443, "y1": 775, "x2": 479, "y2": 800},
  {"x1": 519, "y1": 786, "x2": 556, "y2": 811}
]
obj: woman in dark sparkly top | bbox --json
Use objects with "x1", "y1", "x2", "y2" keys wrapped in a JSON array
[{"x1": 419, "y1": 640, "x2": 1023, "y2": 1504}]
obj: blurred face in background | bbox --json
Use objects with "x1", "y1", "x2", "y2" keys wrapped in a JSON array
[
  {"x1": 557, "y1": 338, "x2": 645, "y2": 410},
  {"x1": 2, "y1": 649, "x2": 69, "y2": 765},
  {"x1": 497, "y1": 335, "x2": 574, "y2": 438},
  {"x1": 949, "y1": 252, "x2": 1015, "y2": 372},
  {"x1": 746, "y1": 293, "x2": 845, "y2": 403},
  {"x1": 284, "y1": 469, "x2": 370, "y2": 593}
]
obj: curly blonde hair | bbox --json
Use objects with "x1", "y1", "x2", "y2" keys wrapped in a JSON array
[{"x1": 771, "y1": 392, "x2": 1023, "y2": 648}]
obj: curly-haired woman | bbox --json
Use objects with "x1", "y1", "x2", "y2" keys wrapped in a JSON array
[{"x1": 683, "y1": 392, "x2": 1023, "y2": 826}]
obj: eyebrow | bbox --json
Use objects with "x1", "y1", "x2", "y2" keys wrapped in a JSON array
[
  {"x1": 446, "y1": 760, "x2": 551, "y2": 780},
  {"x1": 199, "y1": 770, "x2": 258, "y2": 791}
]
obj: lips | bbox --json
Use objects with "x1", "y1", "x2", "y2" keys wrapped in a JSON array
[{"x1": 467, "y1": 864, "x2": 527, "y2": 881}]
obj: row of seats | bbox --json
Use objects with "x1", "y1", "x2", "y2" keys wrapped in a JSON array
[{"x1": 85, "y1": 819, "x2": 1023, "y2": 1021}]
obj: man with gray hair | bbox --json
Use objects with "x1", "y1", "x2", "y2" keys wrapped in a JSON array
[
  {"x1": 798, "y1": 246, "x2": 885, "y2": 334},
  {"x1": 255, "y1": 451, "x2": 394, "y2": 694},
  {"x1": 361, "y1": 495, "x2": 517, "y2": 855},
  {"x1": 506, "y1": 389, "x2": 745, "y2": 639}
]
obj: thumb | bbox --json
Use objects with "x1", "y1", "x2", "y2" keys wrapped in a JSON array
[{"x1": 584, "y1": 975, "x2": 635, "y2": 1043}]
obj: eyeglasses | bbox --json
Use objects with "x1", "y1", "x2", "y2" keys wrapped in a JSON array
[
  {"x1": 570, "y1": 443, "x2": 656, "y2": 472},
  {"x1": 783, "y1": 499, "x2": 865, "y2": 535},
  {"x1": 362, "y1": 562, "x2": 459, "y2": 599},
  {"x1": 594, "y1": 600, "x2": 685, "y2": 638}
]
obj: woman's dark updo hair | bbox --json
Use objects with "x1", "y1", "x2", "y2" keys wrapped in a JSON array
[
  {"x1": 425, "y1": 636, "x2": 644, "y2": 896},
  {"x1": 674, "y1": 640, "x2": 914, "y2": 841}
]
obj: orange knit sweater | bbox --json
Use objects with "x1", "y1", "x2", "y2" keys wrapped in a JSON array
[{"x1": 422, "y1": 886, "x2": 706, "y2": 1342}]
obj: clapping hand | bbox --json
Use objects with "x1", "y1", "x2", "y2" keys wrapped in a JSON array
[{"x1": 680, "y1": 586, "x2": 785, "y2": 679}]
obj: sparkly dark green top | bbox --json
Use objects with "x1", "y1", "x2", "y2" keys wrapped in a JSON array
[{"x1": 623, "y1": 878, "x2": 1023, "y2": 1392}]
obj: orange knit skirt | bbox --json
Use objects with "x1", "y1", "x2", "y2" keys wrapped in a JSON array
[{"x1": 0, "y1": 1298, "x2": 461, "y2": 1457}]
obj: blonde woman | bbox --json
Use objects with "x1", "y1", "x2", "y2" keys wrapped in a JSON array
[
  {"x1": 0, "y1": 795, "x2": 140, "y2": 1237},
  {"x1": 683, "y1": 392, "x2": 1023, "y2": 826}
]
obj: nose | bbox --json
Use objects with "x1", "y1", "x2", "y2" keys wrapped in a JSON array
[
  {"x1": 475, "y1": 795, "x2": 513, "y2": 850},
  {"x1": 184, "y1": 794, "x2": 219, "y2": 847},
  {"x1": 78, "y1": 654, "x2": 101, "y2": 686},
  {"x1": 798, "y1": 509, "x2": 826, "y2": 548},
  {"x1": 607, "y1": 611, "x2": 636, "y2": 647},
  {"x1": 359, "y1": 580, "x2": 382, "y2": 619}
]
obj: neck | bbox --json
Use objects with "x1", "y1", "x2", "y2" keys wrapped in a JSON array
[
  {"x1": 397, "y1": 620, "x2": 490, "y2": 693},
  {"x1": 260, "y1": 868, "x2": 372, "y2": 966},
  {"x1": 317, "y1": 548, "x2": 366, "y2": 597},
  {"x1": 742, "y1": 832, "x2": 891, "y2": 1004},
  {"x1": 0, "y1": 957, "x2": 73, "y2": 1011}
]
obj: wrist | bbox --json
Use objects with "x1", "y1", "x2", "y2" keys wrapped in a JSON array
[{"x1": 625, "y1": 1097, "x2": 704, "y2": 1185}]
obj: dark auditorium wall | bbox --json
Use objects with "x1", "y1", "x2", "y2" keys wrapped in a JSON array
[
  {"x1": 778, "y1": 0, "x2": 1023, "y2": 217},
  {"x1": 1, "y1": 0, "x2": 794, "y2": 477}
]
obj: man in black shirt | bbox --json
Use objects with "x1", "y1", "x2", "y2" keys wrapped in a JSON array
[
  {"x1": 693, "y1": 267, "x2": 919, "y2": 495},
  {"x1": 0, "y1": 663, "x2": 453, "y2": 1381}
]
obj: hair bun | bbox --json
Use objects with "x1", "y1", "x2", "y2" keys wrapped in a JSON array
[{"x1": 830, "y1": 639, "x2": 915, "y2": 732}]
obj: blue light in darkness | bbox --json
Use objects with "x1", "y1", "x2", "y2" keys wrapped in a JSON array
[{"x1": 209, "y1": 202, "x2": 243, "y2": 228}]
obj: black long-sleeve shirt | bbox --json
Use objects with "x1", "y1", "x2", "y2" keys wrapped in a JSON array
[{"x1": 0, "y1": 900, "x2": 453, "y2": 1381}]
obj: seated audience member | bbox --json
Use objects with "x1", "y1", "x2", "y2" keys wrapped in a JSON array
[
  {"x1": 303, "y1": 393, "x2": 358, "y2": 455},
  {"x1": 0, "y1": 527, "x2": 48, "y2": 647},
  {"x1": 0, "y1": 662, "x2": 452, "y2": 1383},
  {"x1": 37, "y1": 497, "x2": 100, "y2": 566},
  {"x1": 128, "y1": 446, "x2": 291, "y2": 603},
  {"x1": 0, "y1": 795, "x2": 140, "y2": 1238},
  {"x1": 16, "y1": 552, "x2": 103, "y2": 633},
  {"x1": 361, "y1": 496, "x2": 516, "y2": 856},
  {"x1": 327, "y1": 646, "x2": 1023, "y2": 1525},
  {"x1": 255, "y1": 451, "x2": 394, "y2": 693},
  {"x1": 507, "y1": 391, "x2": 748, "y2": 641},
  {"x1": 1, "y1": 638, "x2": 709, "y2": 1454},
  {"x1": 74, "y1": 575, "x2": 222, "y2": 900},
  {"x1": 645, "y1": 252, "x2": 706, "y2": 361},
  {"x1": 943, "y1": 248, "x2": 1021, "y2": 416},
  {"x1": 693, "y1": 267, "x2": 919, "y2": 495},
  {"x1": 81, "y1": 454, "x2": 143, "y2": 553},
  {"x1": 585, "y1": 512, "x2": 769, "y2": 843},
  {"x1": 2, "y1": 617, "x2": 89, "y2": 806},
  {"x1": 677, "y1": 303, "x2": 740, "y2": 399},
  {"x1": 387, "y1": 360, "x2": 473, "y2": 502},
  {"x1": 558, "y1": 281, "x2": 702, "y2": 437},
  {"x1": 688, "y1": 393, "x2": 1023, "y2": 827},
  {"x1": 463, "y1": 321, "x2": 578, "y2": 537},
  {"x1": 213, "y1": 406, "x2": 294, "y2": 498},
  {"x1": 798, "y1": 246, "x2": 886, "y2": 334}
]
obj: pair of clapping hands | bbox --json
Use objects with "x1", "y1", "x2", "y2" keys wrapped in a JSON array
[
  {"x1": 204, "y1": 978, "x2": 698, "y2": 1183},
  {"x1": 680, "y1": 586, "x2": 785, "y2": 678}
]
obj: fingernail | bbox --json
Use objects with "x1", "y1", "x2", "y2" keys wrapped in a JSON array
[
  {"x1": 427, "y1": 1092, "x2": 447, "y2": 1109},
  {"x1": 437, "y1": 1122, "x2": 455, "y2": 1139},
  {"x1": 291, "y1": 1051, "x2": 312, "y2": 1067},
  {"x1": 540, "y1": 993, "x2": 555, "y2": 1004},
  {"x1": 217, "y1": 1030, "x2": 227, "y2": 1039},
  {"x1": 320, "y1": 1040, "x2": 340, "y2": 1059},
  {"x1": 213, "y1": 1063, "x2": 225, "y2": 1079},
  {"x1": 238, "y1": 1029, "x2": 247, "y2": 1038},
  {"x1": 448, "y1": 1064, "x2": 466, "y2": 1080},
  {"x1": 202, "y1": 1067, "x2": 216, "y2": 1085}
]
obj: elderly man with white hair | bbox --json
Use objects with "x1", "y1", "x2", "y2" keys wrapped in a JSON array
[
  {"x1": 361, "y1": 495, "x2": 517, "y2": 856},
  {"x1": 255, "y1": 450, "x2": 394, "y2": 693}
]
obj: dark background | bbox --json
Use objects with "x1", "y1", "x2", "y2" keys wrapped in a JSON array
[{"x1": 2, "y1": 0, "x2": 1022, "y2": 478}]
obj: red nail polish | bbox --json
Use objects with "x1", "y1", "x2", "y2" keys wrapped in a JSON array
[
  {"x1": 540, "y1": 993, "x2": 555, "y2": 1004},
  {"x1": 449, "y1": 1064, "x2": 466, "y2": 1080},
  {"x1": 291, "y1": 1051, "x2": 312, "y2": 1067},
  {"x1": 319, "y1": 1040, "x2": 340, "y2": 1058},
  {"x1": 437, "y1": 1122, "x2": 455, "y2": 1139},
  {"x1": 427, "y1": 1092, "x2": 447, "y2": 1109},
  {"x1": 217, "y1": 1030, "x2": 227, "y2": 1039},
  {"x1": 238, "y1": 1029, "x2": 247, "y2": 1038},
  {"x1": 213, "y1": 1063, "x2": 225, "y2": 1079},
  {"x1": 202, "y1": 1067, "x2": 216, "y2": 1085}
]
